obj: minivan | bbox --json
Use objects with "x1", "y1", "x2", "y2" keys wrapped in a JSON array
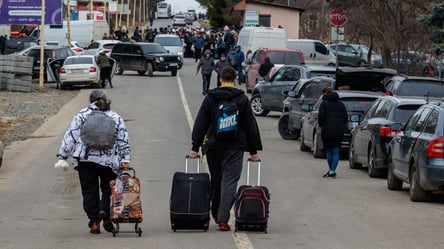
[
  {"x1": 237, "y1": 27, "x2": 287, "y2": 55},
  {"x1": 286, "y1": 39, "x2": 336, "y2": 66}
]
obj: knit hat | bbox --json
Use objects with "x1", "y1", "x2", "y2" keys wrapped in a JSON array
[
  {"x1": 89, "y1": 90, "x2": 107, "y2": 103},
  {"x1": 220, "y1": 53, "x2": 226, "y2": 58}
]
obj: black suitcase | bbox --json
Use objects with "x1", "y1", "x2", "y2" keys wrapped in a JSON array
[
  {"x1": 234, "y1": 159, "x2": 270, "y2": 233},
  {"x1": 170, "y1": 155, "x2": 210, "y2": 232}
]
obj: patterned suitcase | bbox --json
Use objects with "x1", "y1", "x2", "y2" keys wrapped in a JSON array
[{"x1": 110, "y1": 168, "x2": 143, "y2": 236}]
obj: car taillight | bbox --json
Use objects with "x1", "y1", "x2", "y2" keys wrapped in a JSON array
[
  {"x1": 426, "y1": 137, "x2": 444, "y2": 158},
  {"x1": 59, "y1": 67, "x2": 66, "y2": 73},
  {"x1": 104, "y1": 49, "x2": 111, "y2": 54},
  {"x1": 380, "y1": 126, "x2": 400, "y2": 137},
  {"x1": 89, "y1": 67, "x2": 97, "y2": 72},
  {"x1": 72, "y1": 47, "x2": 82, "y2": 52}
]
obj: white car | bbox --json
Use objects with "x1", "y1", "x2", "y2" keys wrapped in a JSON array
[
  {"x1": 58, "y1": 55, "x2": 103, "y2": 89},
  {"x1": 70, "y1": 41, "x2": 86, "y2": 55},
  {"x1": 83, "y1": 40, "x2": 121, "y2": 57},
  {"x1": 172, "y1": 15, "x2": 187, "y2": 26},
  {"x1": 154, "y1": 34, "x2": 185, "y2": 59}
]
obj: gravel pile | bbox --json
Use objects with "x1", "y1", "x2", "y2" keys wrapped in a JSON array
[{"x1": 0, "y1": 87, "x2": 79, "y2": 146}]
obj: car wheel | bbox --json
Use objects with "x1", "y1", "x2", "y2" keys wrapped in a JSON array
[
  {"x1": 299, "y1": 127, "x2": 310, "y2": 151},
  {"x1": 278, "y1": 113, "x2": 299, "y2": 140},
  {"x1": 358, "y1": 61, "x2": 367, "y2": 66},
  {"x1": 147, "y1": 63, "x2": 154, "y2": 76},
  {"x1": 409, "y1": 166, "x2": 428, "y2": 202},
  {"x1": 137, "y1": 70, "x2": 146, "y2": 75},
  {"x1": 115, "y1": 61, "x2": 124, "y2": 75},
  {"x1": 387, "y1": 154, "x2": 402, "y2": 190},
  {"x1": 367, "y1": 144, "x2": 380, "y2": 177},
  {"x1": 250, "y1": 94, "x2": 269, "y2": 116},
  {"x1": 171, "y1": 70, "x2": 177, "y2": 76},
  {"x1": 313, "y1": 132, "x2": 324, "y2": 158},
  {"x1": 349, "y1": 141, "x2": 362, "y2": 169}
]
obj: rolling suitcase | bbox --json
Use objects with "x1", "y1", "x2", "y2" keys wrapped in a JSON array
[
  {"x1": 170, "y1": 155, "x2": 211, "y2": 232},
  {"x1": 234, "y1": 159, "x2": 270, "y2": 233},
  {"x1": 110, "y1": 168, "x2": 143, "y2": 236}
]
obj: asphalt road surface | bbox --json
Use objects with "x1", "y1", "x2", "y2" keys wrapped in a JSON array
[{"x1": 1, "y1": 20, "x2": 444, "y2": 249}]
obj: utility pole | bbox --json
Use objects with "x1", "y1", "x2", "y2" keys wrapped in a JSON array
[
  {"x1": 90, "y1": 0, "x2": 93, "y2": 19},
  {"x1": 39, "y1": 0, "x2": 46, "y2": 91},
  {"x1": 67, "y1": 0, "x2": 72, "y2": 48}
]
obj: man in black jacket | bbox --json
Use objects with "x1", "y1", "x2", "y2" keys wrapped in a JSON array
[{"x1": 189, "y1": 66, "x2": 262, "y2": 231}]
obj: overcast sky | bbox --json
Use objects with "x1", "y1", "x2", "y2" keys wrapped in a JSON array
[{"x1": 163, "y1": 0, "x2": 207, "y2": 15}]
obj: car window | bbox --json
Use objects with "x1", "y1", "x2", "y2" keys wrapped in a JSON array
[
  {"x1": 271, "y1": 67, "x2": 295, "y2": 82},
  {"x1": 252, "y1": 51, "x2": 263, "y2": 64},
  {"x1": 64, "y1": 57, "x2": 93, "y2": 65},
  {"x1": 307, "y1": 70, "x2": 335, "y2": 78},
  {"x1": 413, "y1": 107, "x2": 432, "y2": 132},
  {"x1": 103, "y1": 44, "x2": 116, "y2": 49},
  {"x1": 89, "y1": 42, "x2": 100, "y2": 49},
  {"x1": 285, "y1": 52, "x2": 304, "y2": 65},
  {"x1": 396, "y1": 80, "x2": 444, "y2": 97},
  {"x1": 364, "y1": 100, "x2": 381, "y2": 120},
  {"x1": 119, "y1": 44, "x2": 132, "y2": 53},
  {"x1": 393, "y1": 104, "x2": 423, "y2": 123},
  {"x1": 314, "y1": 42, "x2": 328, "y2": 55},
  {"x1": 404, "y1": 109, "x2": 423, "y2": 132},
  {"x1": 299, "y1": 82, "x2": 315, "y2": 99},
  {"x1": 154, "y1": 37, "x2": 182, "y2": 46},
  {"x1": 267, "y1": 52, "x2": 286, "y2": 64},
  {"x1": 141, "y1": 44, "x2": 167, "y2": 54},
  {"x1": 423, "y1": 109, "x2": 439, "y2": 134},
  {"x1": 341, "y1": 97, "x2": 378, "y2": 112},
  {"x1": 373, "y1": 100, "x2": 391, "y2": 118}
]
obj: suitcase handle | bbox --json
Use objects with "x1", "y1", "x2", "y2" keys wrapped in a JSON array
[
  {"x1": 247, "y1": 159, "x2": 261, "y2": 186},
  {"x1": 185, "y1": 155, "x2": 201, "y2": 173}
]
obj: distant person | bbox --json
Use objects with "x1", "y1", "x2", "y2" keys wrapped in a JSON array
[
  {"x1": 196, "y1": 50, "x2": 215, "y2": 95},
  {"x1": 258, "y1": 57, "x2": 274, "y2": 80},
  {"x1": 97, "y1": 51, "x2": 113, "y2": 88},
  {"x1": 318, "y1": 87, "x2": 348, "y2": 178},
  {"x1": 192, "y1": 32, "x2": 205, "y2": 62},
  {"x1": 149, "y1": 15, "x2": 154, "y2": 27},
  {"x1": 234, "y1": 45, "x2": 245, "y2": 84},
  {"x1": 214, "y1": 53, "x2": 231, "y2": 87}
]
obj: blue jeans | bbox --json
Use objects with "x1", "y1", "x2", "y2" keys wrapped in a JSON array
[
  {"x1": 236, "y1": 65, "x2": 243, "y2": 83},
  {"x1": 325, "y1": 146, "x2": 339, "y2": 173}
]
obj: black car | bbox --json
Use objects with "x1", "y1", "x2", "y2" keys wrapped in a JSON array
[
  {"x1": 349, "y1": 96, "x2": 427, "y2": 177},
  {"x1": 25, "y1": 45, "x2": 76, "y2": 81},
  {"x1": 250, "y1": 65, "x2": 336, "y2": 116},
  {"x1": 278, "y1": 67, "x2": 397, "y2": 140},
  {"x1": 110, "y1": 42, "x2": 182, "y2": 76},
  {"x1": 385, "y1": 75, "x2": 444, "y2": 98},
  {"x1": 300, "y1": 91, "x2": 382, "y2": 158},
  {"x1": 388, "y1": 102, "x2": 444, "y2": 201}
]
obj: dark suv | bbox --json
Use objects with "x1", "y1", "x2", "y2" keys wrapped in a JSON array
[
  {"x1": 111, "y1": 42, "x2": 183, "y2": 76},
  {"x1": 278, "y1": 67, "x2": 397, "y2": 140},
  {"x1": 388, "y1": 102, "x2": 444, "y2": 201},
  {"x1": 385, "y1": 75, "x2": 444, "y2": 98}
]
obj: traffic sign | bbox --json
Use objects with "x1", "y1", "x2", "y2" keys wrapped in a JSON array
[{"x1": 329, "y1": 9, "x2": 348, "y2": 27}]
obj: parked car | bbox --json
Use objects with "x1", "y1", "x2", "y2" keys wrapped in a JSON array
[
  {"x1": 250, "y1": 65, "x2": 336, "y2": 116},
  {"x1": 0, "y1": 139, "x2": 3, "y2": 168},
  {"x1": 153, "y1": 34, "x2": 185, "y2": 59},
  {"x1": 58, "y1": 55, "x2": 115, "y2": 89},
  {"x1": 349, "y1": 44, "x2": 383, "y2": 67},
  {"x1": 278, "y1": 67, "x2": 397, "y2": 140},
  {"x1": 25, "y1": 45, "x2": 76, "y2": 81},
  {"x1": 349, "y1": 96, "x2": 428, "y2": 177},
  {"x1": 184, "y1": 13, "x2": 194, "y2": 25},
  {"x1": 390, "y1": 51, "x2": 434, "y2": 76},
  {"x1": 83, "y1": 40, "x2": 121, "y2": 58},
  {"x1": 384, "y1": 75, "x2": 444, "y2": 98},
  {"x1": 245, "y1": 48, "x2": 305, "y2": 92},
  {"x1": 300, "y1": 91, "x2": 382, "y2": 158},
  {"x1": 70, "y1": 41, "x2": 86, "y2": 55},
  {"x1": 388, "y1": 102, "x2": 444, "y2": 201},
  {"x1": 327, "y1": 43, "x2": 368, "y2": 66},
  {"x1": 111, "y1": 42, "x2": 182, "y2": 76},
  {"x1": 172, "y1": 14, "x2": 187, "y2": 26}
]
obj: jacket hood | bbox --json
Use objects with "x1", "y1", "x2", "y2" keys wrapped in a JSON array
[
  {"x1": 264, "y1": 57, "x2": 271, "y2": 63},
  {"x1": 235, "y1": 45, "x2": 241, "y2": 50},
  {"x1": 322, "y1": 92, "x2": 339, "y2": 101},
  {"x1": 204, "y1": 49, "x2": 212, "y2": 55},
  {"x1": 207, "y1": 87, "x2": 244, "y2": 100}
]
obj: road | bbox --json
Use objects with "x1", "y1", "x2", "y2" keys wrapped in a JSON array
[{"x1": 1, "y1": 20, "x2": 444, "y2": 249}]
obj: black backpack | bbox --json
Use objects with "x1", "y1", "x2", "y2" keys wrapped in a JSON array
[
  {"x1": 228, "y1": 52, "x2": 239, "y2": 67},
  {"x1": 80, "y1": 110, "x2": 117, "y2": 150},
  {"x1": 215, "y1": 99, "x2": 239, "y2": 140}
]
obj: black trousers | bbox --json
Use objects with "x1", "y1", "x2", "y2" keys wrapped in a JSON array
[
  {"x1": 77, "y1": 162, "x2": 117, "y2": 221},
  {"x1": 202, "y1": 73, "x2": 212, "y2": 92},
  {"x1": 100, "y1": 66, "x2": 112, "y2": 86},
  {"x1": 206, "y1": 150, "x2": 243, "y2": 223}
]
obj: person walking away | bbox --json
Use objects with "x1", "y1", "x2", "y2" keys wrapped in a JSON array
[
  {"x1": 56, "y1": 90, "x2": 131, "y2": 234},
  {"x1": 214, "y1": 54, "x2": 231, "y2": 87},
  {"x1": 149, "y1": 15, "x2": 154, "y2": 27},
  {"x1": 234, "y1": 45, "x2": 245, "y2": 84},
  {"x1": 196, "y1": 50, "x2": 215, "y2": 95},
  {"x1": 258, "y1": 57, "x2": 274, "y2": 81},
  {"x1": 188, "y1": 66, "x2": 262, "y2": 231},
  {"x1": 97, "y1": 51, "x2": 113, "y2": 88},
  {"x1": 193, "y1": 32, "x2": 205, "y2": 62},
  {"x1": 318, "y1": 87, "x2": 347, "y2": 178}
]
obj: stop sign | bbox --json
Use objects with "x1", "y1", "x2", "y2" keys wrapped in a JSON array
[{"x1": 329, "y1": 9, "x2": 348, "y2": 27}]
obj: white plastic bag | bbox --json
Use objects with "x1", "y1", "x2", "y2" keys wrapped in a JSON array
[{"x1": 54, "y1": 159, "x2": 70, "y2": 171}]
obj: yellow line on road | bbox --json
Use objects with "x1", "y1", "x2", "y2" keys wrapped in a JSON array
[{"x1": 177, "y1": 74, "x2": 254, "y2": 249}]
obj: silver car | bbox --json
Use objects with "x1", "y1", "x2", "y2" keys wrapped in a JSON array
[{"x1": 154, "y1": 34, "x2": 185, "y2": 59}]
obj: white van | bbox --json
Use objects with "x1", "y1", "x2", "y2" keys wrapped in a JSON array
[
  {"x1": 237, "y1": 27, "x2": 287, "y2": 54},
  {"x1": 286, "y1": 39, "x2": 336, "y2": 66}
]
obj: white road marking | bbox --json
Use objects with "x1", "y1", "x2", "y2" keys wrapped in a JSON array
[{"x1": 177, "y1": 75, "x2": 255, "y2": 249}]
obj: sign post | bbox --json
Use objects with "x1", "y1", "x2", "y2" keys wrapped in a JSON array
[{"x1": 329, "y1": 9, "x2": 348, "y2": 68}]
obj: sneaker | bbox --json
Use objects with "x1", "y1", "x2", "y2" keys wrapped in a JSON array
[
  {"x1": 99, "y1": 210, "x2": 114, "y2": 233},
  {"x1": 323, "y1": 172, "x2": 330, "y2": 177},
  {"x1": 328, "y1": 172, "x2": 337, "y2": 178},
  {"x1": 218, "y1": 222, "x2": 230, "y2": 231},
  {"x1": 90, "y1": 220, "x2": 100, "y2": 234}
]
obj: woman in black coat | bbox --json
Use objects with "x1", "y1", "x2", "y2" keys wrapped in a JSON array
[{"x1": 318, "y1": 87, "x2": 348, "y2": 177}]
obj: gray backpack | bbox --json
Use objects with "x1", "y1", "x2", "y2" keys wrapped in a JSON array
[{"x1": 80, "y1": 110, "x2": 117, "y2": 150}]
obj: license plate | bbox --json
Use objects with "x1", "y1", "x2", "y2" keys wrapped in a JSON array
[
  {"x1": 33, "y1": 66, "x2": 40, "y2": 70},
  {"x1": 170, "y1": 63, "x2": 178, "y2": 67}
]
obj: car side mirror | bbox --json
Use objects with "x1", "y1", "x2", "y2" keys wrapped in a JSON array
[
  {"x1": 286, "y1": 90, "x2": 296, "y2": 97},
  {"x1": 350, "y1": 114, "x2": 361, "y2": 122},
  {"x1": 390, "y1": 122, "x2": 404, "y2": 131},
  {"x1": 301, "y1": 103, "x2": 312, "y2": 112}
]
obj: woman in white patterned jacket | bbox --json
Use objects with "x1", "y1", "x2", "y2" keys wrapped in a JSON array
[{"x1": 57, "y1": 89, "x2": 131, "y2": 234}]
